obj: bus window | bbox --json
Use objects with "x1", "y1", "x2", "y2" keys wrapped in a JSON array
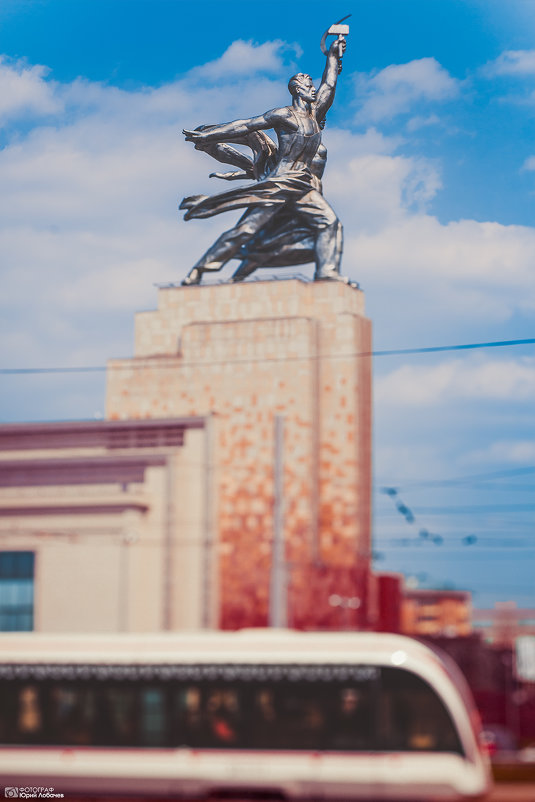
[
  {"x1": 0, "y1": 684, "x2": 15, "y2": 742},
  {"x1": 172, "y1": 684, "x2": 244, "y2": 749},
  {"x1": 11, "y1": 684, "x2": 44, "y2": 744},
  {"x1": 327, "y1": 686, "x2": 375, "y2": 751},
  {"x1": 172, "y1": 685, "x2": 204, "y2": 747},
  {"x1": 259, "y1": 683, "x2": 327, "y2": 751},
  {"x1": 378, "y1": 667, "x2": 463, "y2": 755},
  {"x1": 46, "y1": 682, "x2": 166, "y2": 747},
  {"x1": 250, "y1": 687, "x2": 279, "y2": 748},
  {"x1": 204, "y1": 687, "x2": 242, "y2": 747},
  {"x1": 49, "y1": 684, "x2": 94, "y2": 745},
  {"x1": 95, "y1": 685, "x2": 138, "y2": 746},
  {"x1": 140, "y1": 687, "x2": 167, "y2": 746}
]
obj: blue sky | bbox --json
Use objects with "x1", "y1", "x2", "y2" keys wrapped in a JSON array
[{"x1": 0, "y1": 0, "x2": 534, "y2": 611}]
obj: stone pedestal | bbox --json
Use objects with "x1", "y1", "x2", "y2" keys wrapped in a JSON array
[{"x1": 106, "y1": 278, "x2": 372, "y2": 630}]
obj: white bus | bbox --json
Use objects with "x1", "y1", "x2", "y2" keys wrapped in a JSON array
[{"x1": 0, "y1": 630, "x2": 492, "y2": 800}]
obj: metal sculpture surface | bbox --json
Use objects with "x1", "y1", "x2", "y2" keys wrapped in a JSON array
[{"x1": 180, "y1": 23, "x2": 348, "y2": 285}]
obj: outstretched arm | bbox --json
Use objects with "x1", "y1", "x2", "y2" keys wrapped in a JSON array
[
  {"x1": 315, "y1": 37, "x2": 346, "y2": 119},
  {"x1": 189, "y1": 128, "x2": 255, "y2": 173},
  {"x1": 184, "y1": 108, "x2": 292, "y2": 145}
]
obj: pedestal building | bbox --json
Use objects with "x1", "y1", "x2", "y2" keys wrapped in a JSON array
[{"x1": 107, "y1": 278, "x2": 372, "y2": 630}]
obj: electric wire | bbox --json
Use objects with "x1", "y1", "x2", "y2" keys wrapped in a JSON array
[{"x1": 0, "y1": 336, "x2": 534, "y2": 375}]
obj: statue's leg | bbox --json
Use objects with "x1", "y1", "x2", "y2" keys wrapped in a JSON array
[
  {"x1": 182, "y1": 207, "x2": 278, "y2": 286},
  {"x1": 229, "y1": 208, "x2": 297, "y2": 282},
  {"x1": 295, "y1": 192, "x2": 344, "y2": 280},
  {"x1": 315, "y1": 219, "x2": 343, "y2": 279},
  {"x1": 228, "y1": 259, "x2": 260, "y2": 283}
]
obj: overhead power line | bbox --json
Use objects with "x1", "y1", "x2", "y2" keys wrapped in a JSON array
[
  {"x1": 380, "y1": 503, "x2": 535, "y2": 515},
  {"x1": 377, "y1": 465, "x2": 535, "y2": 491},
  {"x1": 0, "y1": 336, "x2": 533, "y2": 376}
]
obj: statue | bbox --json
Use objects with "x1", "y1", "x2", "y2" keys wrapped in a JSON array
[{"x1": 180, "y1": 23, "x2": 349, "y2": 286}]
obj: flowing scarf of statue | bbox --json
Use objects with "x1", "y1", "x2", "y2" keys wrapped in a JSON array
[{"x1": 179, "y1": 22, "x2": 349, "y2": 286}]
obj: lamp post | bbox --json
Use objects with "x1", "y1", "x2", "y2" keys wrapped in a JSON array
[{"x1": 269, "y1": 415, "x2": 287, "y2": 628}]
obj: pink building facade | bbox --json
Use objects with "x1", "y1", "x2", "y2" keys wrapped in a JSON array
[{"x1": 106, "y1": 279, "x2": 373, "y2": 630}]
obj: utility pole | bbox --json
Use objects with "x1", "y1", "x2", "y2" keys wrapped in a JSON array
[{"x1": 269, "y1": 414, "x2": 287, "y2": 628}]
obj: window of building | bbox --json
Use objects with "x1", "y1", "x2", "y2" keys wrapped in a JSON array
[{"x1": 0, "y1": 552, "x2": 34, "y2": 631}]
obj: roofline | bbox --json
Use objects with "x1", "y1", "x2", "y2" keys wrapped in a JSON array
[
  {"x1": 404, "y1": 589, "x2": 471, "y2": 600},
  {"x1": 0, "y1": 416, "x2": 207, "y2": 453},
  {"x1": 0, "y1": 417, "x2": 206, "y2": 435}
]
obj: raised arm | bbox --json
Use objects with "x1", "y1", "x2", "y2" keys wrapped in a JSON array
[
  {"x1": 315, "y1": 37, "x2": 346, "y2": 119},
  {"x1": 184, "y1": 108, "x2": 292, "y2": 146}
]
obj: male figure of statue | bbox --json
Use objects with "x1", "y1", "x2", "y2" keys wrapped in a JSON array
[{"x1": 180, "y1": 35, "x2": 346, "y2": 286}]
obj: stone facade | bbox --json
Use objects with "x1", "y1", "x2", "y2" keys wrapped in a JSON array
[
  {"x1": 107, "y1": 279, "x2": 372, "y2": 630},
  {"x1": 0, "y1": 418, "x2": 208, "y2": 632}
]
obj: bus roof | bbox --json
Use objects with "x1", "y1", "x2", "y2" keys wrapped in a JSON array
[{"x1": 0, "y1": 629, "x2": 443, "y2": 668}]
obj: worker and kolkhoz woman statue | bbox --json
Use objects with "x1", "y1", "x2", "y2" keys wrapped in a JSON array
[{"x1": 179, "y1": 20, "x2": 351, "y2": 286}]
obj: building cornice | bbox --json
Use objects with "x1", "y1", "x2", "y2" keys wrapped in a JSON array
[{"x1": 0, "y1": 417, "x2": 205, "y2": 452}]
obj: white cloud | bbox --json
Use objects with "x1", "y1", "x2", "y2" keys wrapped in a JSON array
[
  {"x1": 406, "y1": 114, "x2": 441, "y2": 132},
  {"x1": 522, "y1": 155, "x2": 535, "y2": 171},
  {"x1": 375, "y1": 357, "x2": 535, "y2": 407},
  {"x1": 465, "y1": 440, "x2": 535, "y2": 465},
  {"x1": 485, "y1": 49, "x2": 535, "y2": 77},
  {"x1": 323, "y1": 130, "x2": 441, "y2": 230},
  {"x1": 354, "y1": 58, "x2": 459, "y2": 123},
  {"x1": 317, "y1": 153, "x2": 535, "y2": 336},
  {"x1": 0, "y1": 57, "x2": 62, "y2": 121},
  {"x1": 374, "y1": 443, "x2": 449, "y2": 483},
  {"x1": 347, "y1": 214, "x2": 535, "y2": 306},
  {"x1": 188, "y1": 39, "x2": 301, "y2": 81}
]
